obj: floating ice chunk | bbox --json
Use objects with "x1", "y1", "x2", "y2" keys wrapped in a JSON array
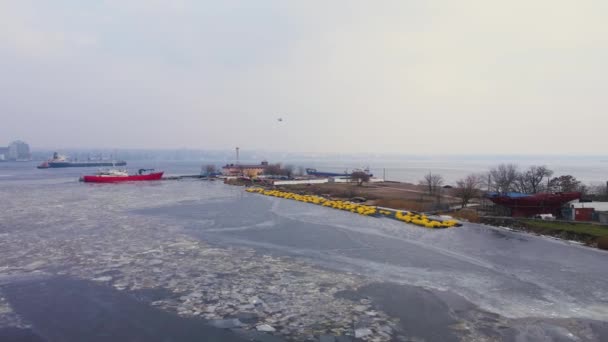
[
  {"x1": 256, "y1": 324, "x2": 276, "y2": 332},
  {"x1": 354, "y1": 305, "x2": 368, "y2": 312},
  {"x1": 92, "y1": 276, "x2": 112, "y2": 282},
  {"x1": 355, "y1": 328, "x2": 373, "y2": 338},
  {"x1": 24, "y1": 260, "x2": 46, "y2": 271},
  {"x1": 250, "y1": 296, "x2": 265, "y2": 306},
  {"x1": 379, "y1": 326, "x2": 392, "y2": 335}
]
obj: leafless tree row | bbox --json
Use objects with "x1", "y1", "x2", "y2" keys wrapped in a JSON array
[
  {"x1": 421, "y1": 163, "x2": 603, "y2": 209},
  {"x1": 486, "y1": 164, "x2": 590, "y2": 194},
  {"x1": 264, "y1": 163, "x2": 295, "y2": 178}
]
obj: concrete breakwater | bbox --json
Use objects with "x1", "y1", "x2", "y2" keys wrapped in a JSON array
[{"x1": 245, "y1": 187, "x2": 460, "y2": 229}]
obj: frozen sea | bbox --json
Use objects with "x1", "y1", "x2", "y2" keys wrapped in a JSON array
[{"x1": 0, "y1": 161, "x2": 607, "y2": 341}]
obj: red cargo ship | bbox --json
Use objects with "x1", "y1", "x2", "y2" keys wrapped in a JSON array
[{"x1": 81, "y1": 169, "x2": 164, "y2": 183}]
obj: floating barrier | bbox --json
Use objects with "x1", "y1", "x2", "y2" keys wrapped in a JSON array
[
  {"x1": 393, "y1": 211, "x2": 459, "y2": 228},
  {"x1": 245, "y1": 187, "x2": 459, "y2": 228}
]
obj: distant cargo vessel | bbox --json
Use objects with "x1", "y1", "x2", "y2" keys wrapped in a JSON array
[
  {"x1": 37, "y1": 152, "x2": 127, "y2": 169},
  {"x1": 306, "y1": 167, "x2": 373, "y2": 178}
]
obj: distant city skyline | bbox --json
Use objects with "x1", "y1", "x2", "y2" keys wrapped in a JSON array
[
  {"x1": 1, "y1": 1, "x2": 607, "y2": 154},
  {"x1": 0, "y1": 140, "x2": 31, "y2": 161}
]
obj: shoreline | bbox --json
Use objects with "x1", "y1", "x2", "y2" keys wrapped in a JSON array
[
  {"x1": 226, "y1": 179, "x2": 608, "y2": 250},
  {"x1": 225, "y1": 177, "x2": 460, "y2": 211},
  {"x1": 244, "y1": 187, "x2": 461, "y2": 229},
  {"x1": 478, "y1": 217, "x2": 608, "y2": 250}
]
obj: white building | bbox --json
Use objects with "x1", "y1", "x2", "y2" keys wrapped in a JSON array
[
  {"x1": 570, "y1": 200, "x2": 608, "y2": 212},
  {"x1": 7, "y1": 140, "x2": 31, "y2": 161}
]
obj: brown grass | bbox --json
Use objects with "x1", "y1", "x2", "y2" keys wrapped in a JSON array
[
  {"x1": 374, "y1": 199, "x2": 427, "y2": 212},
  {"x1": 282, "y1": 184, "x2": 382, "y2": 200},
  {"x1": 283, "y1": 183, "x2": 456, "y2": 203},
  {"x1": 597, "y1": 236, "x2": 608, "y2": 250},
  {"x1": 449, "y1": 209, "x2": 481, "y2": 223},
  {"x1": 241, "y1": 181, "x2": 458, "y2": 211}
]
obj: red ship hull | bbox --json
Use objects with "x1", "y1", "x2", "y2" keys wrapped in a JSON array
[
  {"x1": 488, "y1": 192, "x2": 581, "y2": 217},
  {"x1": 82, "y1": 172, "x2": 164, "y2": 183}
]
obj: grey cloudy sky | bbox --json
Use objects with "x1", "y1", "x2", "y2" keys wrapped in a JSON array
[{"x1": 1, "y1": 0, "x2": 607, "y2": 154}]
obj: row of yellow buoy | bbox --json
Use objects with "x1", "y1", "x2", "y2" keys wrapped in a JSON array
[
  {"x1": 246, "y1": 187, "x2": 377, "y2": 216},
  {"x1": 321, "y1": 199, "x2": 377, "y2": 216},
  {"x1": 245, "y1": 187, "x2": 459, "y2": 229},
  {"x1": 395, "y1": 211, "x2": 459, "y2": 228}
]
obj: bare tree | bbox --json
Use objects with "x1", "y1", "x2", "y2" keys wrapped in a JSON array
[
  {"x1": 589, "y1": 182, "x2": 608, "y2": 200},
  {"x1": 204, "y1": 164, "x2": 217, "y2": 177},
  {"x1": 420, "y1": 172, "x2": 444, "y2": 196},
  {"x1": 548, "y1": 175, "x2": 581, "y2": 192},
  {"x1": 264, "y1": 163, "x2": 283, "y2": 176},
  {"x1": 596, "y1": 182, "x2": 608, "y2": 196},
  {"x1": 351, "y1": 171, "x2": 370, "y2": 186},
  {"x1": 514, "y1": 165, "x2": 553, "y2": 194},
  {"x1": 453, "y1": 174, "x2": 484, "y2": 208},
  {"x1": 489, "y1": 164, "x2": 518, "y2": 193},
  {"x1": 578, "y1": 184, "x2": 590, "y2": 196},
  {"x1": 263, "y1": 163, "x2": 296, "y2": 178},
  {"x1": 512, "y1": 175, "x2": 530, "y2": 194},
  {"x1": 283, "y1": 164, "x2": 295, "y2": 178}
]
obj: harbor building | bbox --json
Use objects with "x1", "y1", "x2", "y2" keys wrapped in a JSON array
[
  {"x1": 0, "y1": 147, "x2": 8, "y2": 161},
  {"x1": 222, "y1": 161, "x2": 269, "y2": 177}
]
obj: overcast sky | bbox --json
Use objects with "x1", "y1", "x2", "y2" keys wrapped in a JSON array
[{"x1": 1, "y1": 0, "x2": 607, "y2": 154}]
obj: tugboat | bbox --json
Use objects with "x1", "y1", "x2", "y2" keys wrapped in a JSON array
[
  {"x1": 80, "y1": 168, "x2": 163, "y2": 183},
  {"x1": 38, "y1": 152, "x2": 127, "y2": 169}
]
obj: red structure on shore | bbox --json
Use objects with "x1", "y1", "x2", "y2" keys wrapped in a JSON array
[{"x1": 487, "y1": 192, "x2": 581, "y2": 217}]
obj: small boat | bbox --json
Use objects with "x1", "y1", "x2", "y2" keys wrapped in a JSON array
[{"x1": 81, "y1": 168, "x2": 164, "y2": 183}]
